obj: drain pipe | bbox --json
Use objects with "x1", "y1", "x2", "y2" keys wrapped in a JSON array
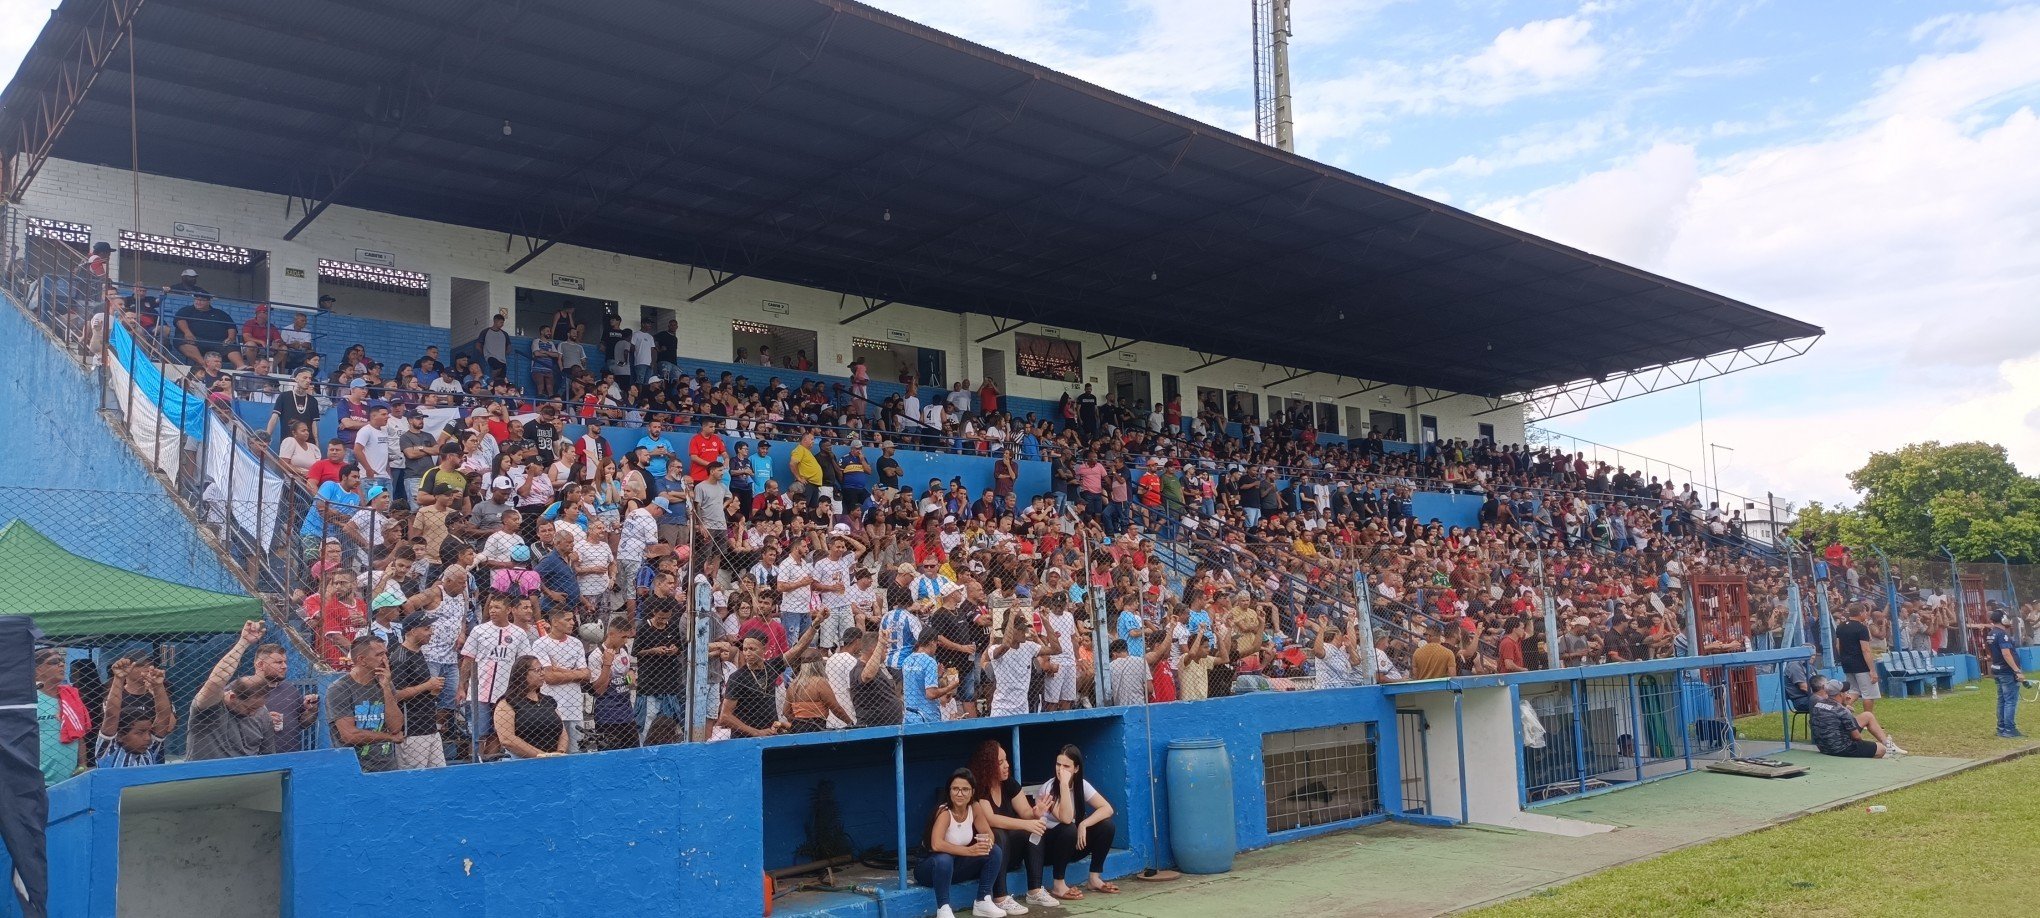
[{"x1": 1453, "y1": 690, "x2": 1469, "y2": 825}]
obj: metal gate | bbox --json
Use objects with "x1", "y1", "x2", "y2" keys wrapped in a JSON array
[{"x1": 1395, "y1": 709, "x2": 1431, "y2": 816}]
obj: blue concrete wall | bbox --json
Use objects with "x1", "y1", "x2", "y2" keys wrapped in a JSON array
[
  {"x1": 30, "y1": 690, "x2": 1401, "y2": 918},
  {"x1": 1408, "y1": 492, "x2": 1484, "y2": 529},
  {"x1": 0, "y1": 298, "x2": 246, "y2": 595}
]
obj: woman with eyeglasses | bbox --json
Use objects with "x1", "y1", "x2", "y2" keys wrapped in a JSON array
[{"x1": 918, "y1": 767, "x2": 1008, "y2": 918}]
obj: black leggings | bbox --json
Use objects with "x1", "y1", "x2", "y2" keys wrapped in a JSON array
[
  {"x1": 993, "y1": 828, "x2": 1041, "y2": 895},
  {"x1": 1041, "y1": 818, "x2": 1114, "y2": 884}
]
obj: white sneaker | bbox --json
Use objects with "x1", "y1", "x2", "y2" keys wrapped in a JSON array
[
  {"x1": 1025, "y1": 889, "x2": 1062, "y2": 908},
  {"x1": 996, "y1": 896, "x2": 1030, "y2": 915},
  {"x1": 974, "y1": 897, "x2": 1008, "y2": 917},
  {"x1": 1887, "y1": 742, "x2": 1908, "y2": 756},
  {"x1": 936, "y1": 907, "x2": 956, "y2": 918}
]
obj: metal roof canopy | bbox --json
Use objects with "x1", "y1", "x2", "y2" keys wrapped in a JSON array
[{"x1": 0, "y1": 0, "x2": 1822, "y2": 412}]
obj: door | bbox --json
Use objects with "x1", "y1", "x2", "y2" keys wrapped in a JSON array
[
  {"x1": 1419, "y1": 414, "x2": 1439, "y2": 444},
  {"x1": 980, "y1": 348, "x2": 1007, "y2": 391},
  {"x1": 917, "y1": 347, "x2": 947, "y2": 388},
  {"x1": 1107, "y1": 366, "x2": 1151, "y2": 411}
]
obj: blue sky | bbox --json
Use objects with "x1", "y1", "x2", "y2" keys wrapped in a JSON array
[
  {"x1": 868, "y1": 0, "x2": 2040, "y2": 507},
  {"x1": 2, "y1": 1, "x2": 2034, "y2": 506}
]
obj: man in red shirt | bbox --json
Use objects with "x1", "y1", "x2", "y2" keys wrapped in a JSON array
[
  {"x1": 1497, "y1": 617, "x2": 1528, "y2": 673},
  {"x1": 307, "y1": 439, "x2": 349, "y2": 489},
  {"x1": 240, "y1": 304, "x2": 285, "y2": 365},
  {"x1": 303, "y1": 569, "x2": 368, "y2": 668},
  {"x1": 688, "y1": 418, "x2": 726, "y2": 483},
  {"x1": 978, "y1": 378, "x2": 1000, "y2": 415}
]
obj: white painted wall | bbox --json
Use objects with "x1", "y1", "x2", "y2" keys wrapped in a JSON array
[
  {"x1": 22, "y1": 158, "x2": 1528, "y2": 441},
  {"x1": 1399, "y1": 685, "x2": 1534, "y2": 827}
]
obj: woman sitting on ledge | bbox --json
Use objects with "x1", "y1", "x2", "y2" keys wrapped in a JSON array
[
  {"x1": 919, "y1": 768, "x2": 1009, "y2": 918},
  {"x1": 1037, "y1": 744, "x2": 1118, "y2": 900}
]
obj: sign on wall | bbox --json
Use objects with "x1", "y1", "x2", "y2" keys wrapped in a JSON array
[
  {"x1": 171, "y1": 221, "x2": 221, "y2": 243},
  {"x1": 354, "y1": 248, "x2": 396, "y2": 267},
  {"x1": 550, "y1": 273, "x2": 585, "y2": 290},
  {"x1": 762, "y1": 299, "x2": 791, "y2": 316},
  {"x1": 886, "y1": 328, "x2": 911, "y2": 343}
]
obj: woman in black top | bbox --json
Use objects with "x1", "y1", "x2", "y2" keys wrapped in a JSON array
[
  {"x1": 492, "y1": 655, "x2": 565, "y2": 758},
  {"x1": 269, "y1": 367, "x2": 324, "y2": 443},
  {"x1": 968, "y1": 739, "x2": 1053, "y2": 910}
]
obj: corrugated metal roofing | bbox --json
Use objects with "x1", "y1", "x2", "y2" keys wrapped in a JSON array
[{"x1": 0, "y1": 0, "x2": 1822, "y2": 397}]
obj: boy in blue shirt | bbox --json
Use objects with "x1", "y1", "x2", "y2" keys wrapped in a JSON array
[{"x1": 900, "y1": 630, "x2": 955, "y2": 723}]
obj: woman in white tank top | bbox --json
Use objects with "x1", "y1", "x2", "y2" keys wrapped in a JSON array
[{"x1": 917, "y1": 768, "x2": 1014, "y2": 918}]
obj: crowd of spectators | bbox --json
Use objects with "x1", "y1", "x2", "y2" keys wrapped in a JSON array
[{"x1": 38, "y1": 283, "x2": 1949, "y2": 786}]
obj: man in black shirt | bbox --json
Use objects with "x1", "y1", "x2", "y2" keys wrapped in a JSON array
[
  {"x1": 175, "y1": 292, "x2": 242, "y2": 367},
  {"x1": 389, "y1": 613, "x2": 447, "y2": 769},
  {"x1": 600, "y1": 315, "x2": 630, "y2": 380},
  {"x1": 634, "y1": 587, "x2": 687, "y2": 742},
  {"x1": 522, "y1": 402, "x2": 563, "y2": 466},
  {"x1": 846, "y1": 629, "x2": 902, "y2": 727},
  {"x1": 930, "y1": 586, "x2": 986, "y2": 708},
  {"x1": 1077, "y1": 383, "x2": 1100, "y2": 437},
  {"x1": 876, "y1": 441, "x2": 903, "y2": 493},
  {"x1": 1833, "y1": 604, "x2": 1878, "y2": 712},
  {"x1": 721, "y1": 618, "x2": 820, "y2": 737},
  {"x1": 654, "y1": 319, "x2": 679, "y2": 376}
]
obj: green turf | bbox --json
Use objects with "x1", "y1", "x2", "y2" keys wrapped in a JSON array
[
  {"x1": 1472, "y1": 681, "x2": 2040, "y2": 917},
  {"x1": 1468, "y1": 752, "x2": 2040, "y2": 918},
  {"x1": 1736, "y1": 678, "x2": 2040, "y2": 759}
]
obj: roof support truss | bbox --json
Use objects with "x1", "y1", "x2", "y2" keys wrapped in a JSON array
[
  {"x1": 838, "y1": 295, "x2": 893, "y2": 324},
  {"x1": 4, "y1": 0, "x2": 145, "y2": 203},
  {"x1": 1488, "y1": 335, "x2": 1823, "y2": 423},
  {"x1": 1088, "y1": 336, "x2": 1136, "y2": 361},
  {"x1": 974, "y1": 317, "x2": 1027, "y2": 343},
  {"x1": 1339, "y1": 381, "x2": 1393, "y2": 399},
  {"x1": 1267, "y1": 369, "x2": 1315, "y2": 388},
  {"x1": 1186, "y1": 353, "x2": 1232, "y2": 373},
  {"x1": 688, "y1": 269, "x2": 742, "y2": 303}
]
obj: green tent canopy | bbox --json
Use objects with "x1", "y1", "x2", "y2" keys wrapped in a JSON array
[{"x1": 0, "y1": 520, "x2": 260, "y2": 637}]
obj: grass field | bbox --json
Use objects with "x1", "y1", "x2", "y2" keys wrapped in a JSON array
[
  {"x1": 1471, "y1": 682, "x2": 2040, "y2": 918},
  {"x1": 1736, "y1": 677, "x2": 2038, "y2": 758}
]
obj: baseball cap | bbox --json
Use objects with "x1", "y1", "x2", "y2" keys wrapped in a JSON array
[
  {"x1": 181, "y1": 268, "x2": 198, "y2": 277},
  {"x1": 491, "y1": 475, "x2": 514, "y2": 490},
  {"x1": 349, "y1": 379, "x2": 368, "y2": 390},
  {"x1": 371, "y1": 587, "x2": 405, "y2": 611},
  {"x1": 509, "y1": 544, "x2": 532, "y2": 563},
  {"x1": 1571, "y1": 616, "x2": 1590, "y2": 627},
  {"x1": 363, "y1": 485, "x2": 386, "y2": 502},
  {"x1": 399, "y1": 611, "x2": 435, "y2": 633}
]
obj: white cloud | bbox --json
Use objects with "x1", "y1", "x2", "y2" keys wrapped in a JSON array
[
  {"x1": 1487, "y1": 6, "x2": 2040, "y2": 501},
  {"x1": 1305, "y1": 14, "x2": 1610, "y2": 141},
  {"x1": 1393, "y1": 116, "x2": 1625, "y2": 193},
  {"x1": 0, "y1": 1, "x2": 53, "y2": 88}
]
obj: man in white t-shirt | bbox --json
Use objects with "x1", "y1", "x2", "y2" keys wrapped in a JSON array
[
  {"x1": 459, "y1": 594, "x2": 530, "y2": 759},
  {"x1": 530, "y1": 607, "x2": 591, "y2": 753},
  {"x1": 823, "y1": 642, "x2": 862, "y2": 730},
  {"x1": 421, "y1": 565, "x2": 471, "y2": 724},
  {"x1": 809, "y1": 533, "x2": 862, "y2": 651},
  {"x1": 1040, "y1": 600, "x2": 1079, "y2": 710},
  {"x1": 354, "y1": 403, "x2": 394, "y2": 491},
  {"x1": 775, "y1": 539, "x2": 818, "y2": 640},
  {"x1": 986, "y1": 616, "x2": 1054, "y2": 718}
]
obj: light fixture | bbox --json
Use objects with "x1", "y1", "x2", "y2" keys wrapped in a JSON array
[
  {"x1": 502, "y1": 120, "x2": 513, "y2": 136},
  {"x1": 883, "y1": 208, "x2": 891, "y2": 222},
  {"x1": 1150, "y1": 270, "x2": 1158, "y2": 281}
]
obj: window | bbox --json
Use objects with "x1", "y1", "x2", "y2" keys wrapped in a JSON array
[
  {"x1": 1262, "y1": 724, "x2": 1379, "y2": 832},
  {"x1": 1315, "y1": 402, "x2": 1339, "y2": 434},
  {"x1": 1014, "y1": 332, "x2": 1081, "y2": 383},
  {"x1": 121, "y1": 230, "x2": 259, "y2": 268},
  {"x1": 1478, "y1": 423, "x2": 1496, "y2": 443},
  {"x1": 317, "y1": 259, "x2": 428, "y2": 291}
]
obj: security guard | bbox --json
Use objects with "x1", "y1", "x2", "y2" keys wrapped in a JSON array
[{"x1": 1986, "y1": 611, "x2": 2026, "y2": 739}]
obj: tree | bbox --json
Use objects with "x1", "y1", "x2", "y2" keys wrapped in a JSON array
[{"x1": 1789, "y1": 441, "x2": 2040, "y2": 563}]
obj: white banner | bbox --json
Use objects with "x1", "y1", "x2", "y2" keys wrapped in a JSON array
[
  {"x1": 103, "y1": 351, "x2": 184, "y2": 480},
  {"x1": 201, "y1": 416, "x2": 287, "y2": 553}
]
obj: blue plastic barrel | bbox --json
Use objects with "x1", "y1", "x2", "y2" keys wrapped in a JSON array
[{"x1": 1165, "y1": 737, "x2": 1236, "y2": 874}]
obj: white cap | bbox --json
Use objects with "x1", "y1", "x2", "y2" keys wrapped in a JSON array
[
  {"x1": 180, "y1": 268, "x2": 198, "y2": 277},
  {"x1": 942, "y1": 515, "x2": 957, "y2": 525},
  {"x1": 831, "y1": 522, "x2": 851, "y2": 534},
  {"x1": 491, "y1": 475, "x2": 514, "y2": 490}
]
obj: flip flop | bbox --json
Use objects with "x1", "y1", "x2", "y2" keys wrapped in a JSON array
[
  {"x1": 1055, "y1": 888, "x2": 1085, "y2": 901},
  {"x1": 1086, "y1": 882, "x2": 1121, "y2": 894}
]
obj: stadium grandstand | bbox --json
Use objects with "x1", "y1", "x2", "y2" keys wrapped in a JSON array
[{"x1": 19, "y1": 3, "x2": 2003, "y2": 918}]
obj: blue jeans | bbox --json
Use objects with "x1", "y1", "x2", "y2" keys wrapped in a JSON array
[
  {"x1": 428, "y1": 661, "x2": 460, "y2": 711},
  {"x1": 631, "y1": 364, "x2": 650, "y2": 387},
  {"x1": 1997, "y1": 673, "x2": 2021, "y2": 735},
  {"x1": 781, "y1": 609, "x2": 811, "y2": 646},
  {"x1": 915, "y1": 846, "x2": 1003, "y2": 907},
  {"x1": 1244, "y1": 506, "x2": 1261, "y2": 528}
]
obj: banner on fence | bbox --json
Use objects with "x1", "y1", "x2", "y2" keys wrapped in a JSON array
[{"x1": 201, "y1": 417, "x2": 286, "y2": 553}]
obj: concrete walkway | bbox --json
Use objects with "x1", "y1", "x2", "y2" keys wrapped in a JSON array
[{"x1": 1064, "y1": 750, "x2": 1972, "y2": 918}]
